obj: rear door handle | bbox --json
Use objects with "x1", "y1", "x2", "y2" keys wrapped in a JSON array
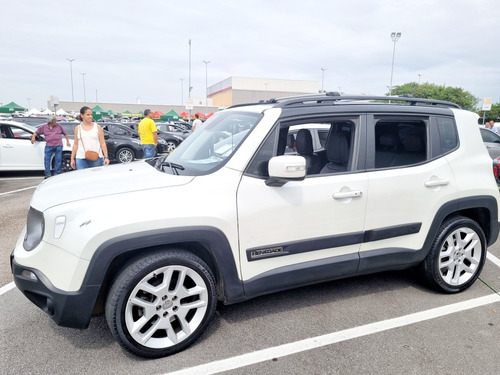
[{"x1": 424, "y1": 179, "x2": 449, "y2": 187}]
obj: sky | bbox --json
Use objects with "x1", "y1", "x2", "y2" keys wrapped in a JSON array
[{"x1": 1, "y1": 0, "x2": 499, "y2": 111}]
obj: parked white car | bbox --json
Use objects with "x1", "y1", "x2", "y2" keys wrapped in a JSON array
[
  {"x1": 11, "y1": 94, "x2": 500, "y2": 359},
  {"x1": 0, "y1": 120, "x2": 73, "y2": 172}
]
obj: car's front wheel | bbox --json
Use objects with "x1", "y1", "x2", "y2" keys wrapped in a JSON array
[
  {"x1": 116, "y1": 147, "x2": 135, "y2": 163},
  {"x1": 105, "y1": 249, "x2": 217, "y2": 358},
  {"x1": 419, "y1": 216, "x2": 486, "y2": 293},
  {"x1": 165, "y1": 140, "x2": 178, "y2": 153},
  {"x1": 60, "y1": 153, "x2": 72, "y2": 172}
]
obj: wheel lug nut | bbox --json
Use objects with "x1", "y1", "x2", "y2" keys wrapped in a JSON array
[
  {"x1": 163, "y1": 312, "x2": 168, "y2": 317},
  {"x1": 156, "y1": 305, "x2": 161, "y2": 310},
  {"x1": 162, "y1": 295, "x2": 167, "y2": 300}
]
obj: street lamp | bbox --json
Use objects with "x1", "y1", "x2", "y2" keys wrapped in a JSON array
[
  {"x1": 66, "y1": 58, "x2": 75, "y2": 101},
  {"x1": 188, "y1": 39, "x2": 192, "y2": 121},
  {"x1": 389, "y1": 32, "x2": 402, "y2": 96},
  {"x1": 180, "y1": 78, "x2": 185, "y2": 105},
  {"x1": 418, "y1": 73, "x2": 423, "y2": 84},
  {"x1": 321, "y1": 68, "x2": 327, "y2": 92},
  {"x1": 203, "y1": 60, "x2": 211, "y2": 113},
  {"x1": 81, "y1": 73, "x2": 87, "y2": 102}
]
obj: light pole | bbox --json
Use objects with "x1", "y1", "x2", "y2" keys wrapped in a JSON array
[
  {"x1": 27, "y1": 98, "x2": 31, "y2": 109},
  {"x1": 66, "y1": 58, "x2": 75, "y2": 101},
  {"x1": 180, "y1": 78, "x2": 185, "y2": 105},
  {"x1": 321, "y1": 68, "x2": 327, "y2": 92},
  {"x1": 81, "y1": 73, "x2": 87, "y2": 102},
  {"x1": 203, "y1": 60, "x2": 211, "y2": 113},
  {"x1": 188, "y1": 39, "x2": 192, "y2": 121},
  {"x1": 418, "y1": 73, "x2": 423, "y2": 84},
  {"x1": 389, "y1": 32, "x2": 401, "y2": 96}
]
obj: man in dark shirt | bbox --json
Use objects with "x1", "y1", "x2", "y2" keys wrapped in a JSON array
[{"x1": 31, "y1": 116, "x2": 71, "y2": 178}]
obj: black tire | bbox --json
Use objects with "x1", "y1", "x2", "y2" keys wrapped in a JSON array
[
  {"x1": 419, "y1": 216, "x2": 486, "y2": 293},
  {"x1": 50, "y1": 152, "x2": 72, "y2": 173},
  {"x1": 105, "y1": 249, "x2": 217, "y2": 358},
  {"x1": 61, "y1": 153, "x2": 72, "y2": 172},
  {"x1": 116, "y1": 147, "x2": 135, "y2": 163}
]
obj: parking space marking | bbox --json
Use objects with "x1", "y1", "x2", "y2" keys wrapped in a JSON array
[
  {"x1": 0, "y1": 281, "x2": 15, "y2": 296},
  {"x1": 165, "y1": 293, "x2": 500, "y2": 375},
  {"x1": 487, "y1": 251, "x2": 500, "y2": 268},
  {"x1": 0, "y1": 186, "x2": 37, "y2": 196}
]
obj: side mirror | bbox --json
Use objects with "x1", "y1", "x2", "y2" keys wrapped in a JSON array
[{"x1": 266, "y1": 155, "x2": 306, "y2": 187}]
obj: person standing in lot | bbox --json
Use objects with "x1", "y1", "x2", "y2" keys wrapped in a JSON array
[
  {"x1": 70, "y1": 106, "x2": 109, "y2": 170},
  {"x1": 31, "y1": 116, "x2": 71, "y2": 178},
  {"x1": 138, "y1": 109, "x2": 158, "y2": 158},
  {"x1": 191, "y1": 113, "x2": 203, "y2": 132},
  {"x1": 486, "y1": 120, "x2": 499, "y2": 134}
]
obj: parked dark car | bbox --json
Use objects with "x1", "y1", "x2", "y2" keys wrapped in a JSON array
[
  {"x1": 126, "y1": 121, "x2": 190, "y2": 154},
  {"x1": 493, "y1": 157, "x2": 500, "y2": 187},
  {"x1": 480, "y1": 127, "x2": 500, "y2": 159},
  {"x1": 59, "y1": 122, "x2": 144, "y2": 163},
  {"x1": 155, "y1": 123, "x2": 190, "y2": 153}
]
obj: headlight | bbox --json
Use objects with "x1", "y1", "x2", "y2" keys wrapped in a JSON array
[
  {"x1": 23, "y1": 207, "x2": 45, "y2": 251},
  {"x1": 158, "y1": 139, "x2": 166, "y2": 144}
]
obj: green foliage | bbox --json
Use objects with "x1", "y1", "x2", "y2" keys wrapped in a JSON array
[
  {"x1": 388, "y1": 82, "x2": 479, "y2": 111},
  {"x1": 479, "y1": 102, "x2": 500, "y2": 122}
]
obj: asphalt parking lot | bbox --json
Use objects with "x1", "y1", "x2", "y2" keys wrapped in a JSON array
[{"x1": 1, "y1": 171, "x2": 499, "y2": 375}]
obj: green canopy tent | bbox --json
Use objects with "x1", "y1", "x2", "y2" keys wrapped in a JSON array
[
  {"x1": 0, "y1": 101, "x2": 27, "y2": 113},
  {"x1": 160, "y1": 109, "x2": 180, "y2": 121},
  {"x1": 91, "y1": 105, "x2": 109, "y2": 120}
]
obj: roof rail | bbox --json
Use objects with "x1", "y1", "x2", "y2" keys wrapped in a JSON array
[
  {"x1": 227, "y1": 93, "x2": 461, "y2": 110},
  {"x1": 272, "y1": 93, "x2": 461, "y2": 109}
]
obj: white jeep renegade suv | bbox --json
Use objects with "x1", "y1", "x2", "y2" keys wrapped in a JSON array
[{"x1": 11, "y1": 94, "x2": 500, "y2": 358}]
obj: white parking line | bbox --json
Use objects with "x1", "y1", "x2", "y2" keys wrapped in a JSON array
[
  {"x1": 165, "y1": 293, "x2": 500, "y2": 375},
  {"x1": 487, "y1": 251, "x2": 500, "y2": 268},
  {"x1": 0, "y1": 186, "x2": 37, "y2": 196},
  {"x1": 0, "y1": 281, "x2": 15, "y2": 296}
]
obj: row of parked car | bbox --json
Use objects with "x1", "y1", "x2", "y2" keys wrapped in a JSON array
[{"x1": 0, "y1": 119, "x2": 192, "y2": 172}]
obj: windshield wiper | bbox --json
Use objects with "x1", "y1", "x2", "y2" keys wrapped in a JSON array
[{"x1": 160, "y1": 161, "x2": 185, "y2": 175}]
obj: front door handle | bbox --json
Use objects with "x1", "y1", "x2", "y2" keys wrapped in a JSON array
[{"x1": 333, "y1": 190, "x2": 363, "y2": 199}]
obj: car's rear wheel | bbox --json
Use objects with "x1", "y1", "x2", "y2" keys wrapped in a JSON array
[
  {"x1": 419, "y1": 216, "x2": 486, "y2": 293},
  {"x1": 116, "y1": 147, "x2": 134, "y2": 163},
  {"x1": 105, "y1": 250, "x2": 217, "y2": 358}
]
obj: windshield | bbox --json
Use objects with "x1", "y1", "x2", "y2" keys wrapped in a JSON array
[{"x1": 153, "y1": 110, "x2": 262, "y2": 175}]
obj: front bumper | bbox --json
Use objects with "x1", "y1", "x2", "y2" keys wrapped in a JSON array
[{"x1": 10, "y1": 255, "x2": 100, "y2": 329}]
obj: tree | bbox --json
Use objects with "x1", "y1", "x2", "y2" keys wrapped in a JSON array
[
  {"x1": 389, "y1": 82, "x2": 479, "y2": 111},
  {"x1": 478, "y1": 102, "x2": 500, "y2": 123}
]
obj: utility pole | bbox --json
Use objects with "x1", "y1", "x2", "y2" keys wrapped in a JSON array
[
  {"x1": 321, "y1": 68, "x2": 327, "y2": 92},
  {"x1": 66, "y1": 58, "x2": 75, "y2": 101},
  {"x1": 389, "y1": 32, "x2": 402, "y2": 96},
  {"x1": 203, "y1": 60, "x2": 211, "y2": 113},
  {"x1": 81, "y1": 73, "x2": 87, "y2": 102}
]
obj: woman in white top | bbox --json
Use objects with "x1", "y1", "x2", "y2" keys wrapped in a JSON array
[{"x1": 70, "y1": 106, "x2": 110, "y2": 170}]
